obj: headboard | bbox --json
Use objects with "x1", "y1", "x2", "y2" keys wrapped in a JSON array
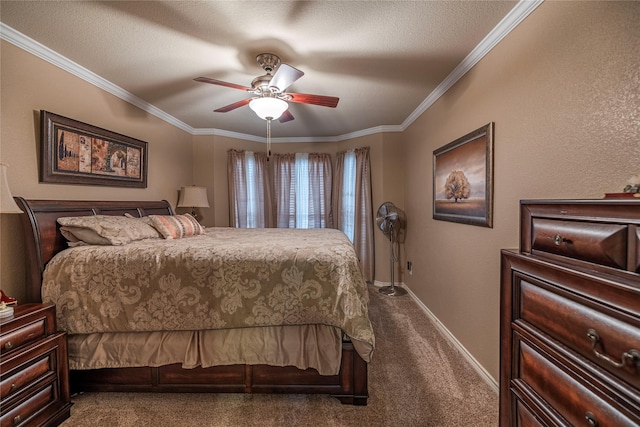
[{"x1": 14, "y1": 197, "x2": 174, "y2": 303}]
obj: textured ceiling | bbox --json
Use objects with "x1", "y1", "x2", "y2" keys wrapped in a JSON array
[{"x1": 1, "y1": 1, "x2": 520, "y2": 140}]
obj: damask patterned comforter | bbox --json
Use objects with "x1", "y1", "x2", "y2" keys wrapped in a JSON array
[{"x1": 42, "y1": 227, "x2": 375, "y2": 361}]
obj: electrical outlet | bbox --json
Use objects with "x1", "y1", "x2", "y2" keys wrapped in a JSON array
[{"x1": 407, "y1": 261, "x2": 412, "y2": 275}]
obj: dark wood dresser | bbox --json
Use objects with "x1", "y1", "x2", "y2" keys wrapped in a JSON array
[
  {"x1": 0, "y1": 304, "x2": 71, "y2": 426},
  {"x1": 500, "y1": 200, "x2": 640, "y2": 426}
]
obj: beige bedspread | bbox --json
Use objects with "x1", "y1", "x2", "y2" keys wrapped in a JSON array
[{"x1": 42, "y1": 227, "x2": 374, "y2": 363}]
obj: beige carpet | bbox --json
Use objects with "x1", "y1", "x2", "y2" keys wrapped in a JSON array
[{"x1": 60, "y1": 286, "x2": 498, "y2": 426}]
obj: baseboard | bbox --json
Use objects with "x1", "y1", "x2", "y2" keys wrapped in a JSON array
[{"x1": 372, "y1": 281, "x2": 499, "y2": 393}]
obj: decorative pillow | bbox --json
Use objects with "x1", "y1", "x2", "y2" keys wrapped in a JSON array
[
  {"x1": 148, "y1": 214, "x2": 204, "y2": 239},
  {"x1": 57, "y1": 215, "x2": 161, "y2": 246}
]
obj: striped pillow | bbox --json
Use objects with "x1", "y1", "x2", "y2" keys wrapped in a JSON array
[{"x1": 149, "y1": 214, "x2": 204, "y2": 239}]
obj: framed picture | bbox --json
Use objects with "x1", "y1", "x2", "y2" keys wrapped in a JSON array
[
  {"x1": 433, "y1": 123, "x2": 494, "y2": 227},
  {"x1": 40, "y1": 110, "x2": 148, "y2": 188}
]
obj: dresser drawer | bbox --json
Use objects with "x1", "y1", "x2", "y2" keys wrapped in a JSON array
[
  {"x1": 634, "y1": 227, "x2": 640, "y2": 273},
  {"x1": 517, "y1": 279, "x2": 640, "y2": 390},
  {"x1": 515, "y1": 399, "x2": 546, "y2": 427},
  {"x1": 516, "y1": 338, "x2": 639, "y2": 426},
  {"x1": 531, "y1": 218, "x2": 628, "y2": 269}
]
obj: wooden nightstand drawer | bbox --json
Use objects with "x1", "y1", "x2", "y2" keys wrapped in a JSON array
[
  {"x1": 0, "y1": 382, "x2": 56, "y2": 427},
  {"x1": 0, "y1": 336, "x2": 62, "y2": 400},
  {"x1": 0, "y1": 320, "x2": 48, "y2": 356},
  {"x1": 0, "y1": 305, "x2": 56, "y2": 357}
]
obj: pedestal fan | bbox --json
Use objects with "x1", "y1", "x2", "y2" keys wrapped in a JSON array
[{"x1": 376, "y1": 202, "x2": 407, "y2": 296}]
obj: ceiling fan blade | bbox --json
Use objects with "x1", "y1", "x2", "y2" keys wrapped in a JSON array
[
  {"x1": 214, "y1": 98, "x2": 252, "y2": 113},
  {"x1": 194, "y1": 77, "x2": 252, "y2": 92},
  {"x1": 286, "y1": 93, "x2": 339, "y2": 108},
  {"x1": 278, "y1": 109, "x2": 295, "y2": 123},
  {"x1": 269, "y1": 64, "x2": 304, "y2": 93}
]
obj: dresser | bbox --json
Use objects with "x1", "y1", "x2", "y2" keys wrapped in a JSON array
[
  {"x1": 500, "y1": 200, "x2": 640, "y2": 426},
  {"x1": 0, "y1": 304, "x2": 71, "y2": 427}
]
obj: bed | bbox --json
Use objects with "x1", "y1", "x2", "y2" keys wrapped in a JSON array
[{"x1": 15, "y1": 197, "x2": 373, "y2": 405}]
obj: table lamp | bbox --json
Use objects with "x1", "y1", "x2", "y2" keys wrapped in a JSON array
[
  {"x1": 1, "y1": 162, "x2": 22, "y2": 317},
  {"x1": 177, "y1": 185, "x2": 209, "y2": 219}
]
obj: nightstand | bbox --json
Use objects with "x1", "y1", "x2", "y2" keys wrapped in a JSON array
[{"x1": 1, "y1": 303, "x2": 72, "y2": 426}]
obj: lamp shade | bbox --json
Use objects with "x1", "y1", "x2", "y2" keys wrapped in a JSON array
[
  {"x1": 177, "y1": 186, "x2": 210, "y2": 208},
  {"x1": 0, "y1": 163, "x2": 23, "y2": 214},
  {"x1": 249, "y1": 97, "x2": 288, "y2": 120}
]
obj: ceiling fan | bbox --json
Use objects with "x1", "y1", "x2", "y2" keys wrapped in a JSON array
[{"x1": 194, "y1": 53, "x2": 339, "y2": 123}]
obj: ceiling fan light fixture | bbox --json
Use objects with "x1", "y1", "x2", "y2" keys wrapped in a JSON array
[{"x1": 249, "y1": 97, "x2": 288, "y2": 120}]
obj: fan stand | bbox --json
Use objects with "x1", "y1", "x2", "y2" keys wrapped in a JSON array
[{"x1": 379, "y1": 223, "x2": 407, "y2": 296}]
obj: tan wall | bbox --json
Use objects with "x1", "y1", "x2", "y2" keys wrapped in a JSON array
[
  {"x1": 401, "y1": 1, "x2": 639, "y2": 381},
  {"x1": 0, "y1": 41, "x2": 194, "y2": 303}
]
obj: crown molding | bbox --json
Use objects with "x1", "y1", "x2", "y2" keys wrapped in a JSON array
[
  {"x1": 0, "y1": 22, "x2": 196, "y2": 135},
  {"x1": 402, "y1": 0, "x2": 543, "y2": 130},
  {"x1": 1, "y1": 0, "x2": 542, "y2": 143}
]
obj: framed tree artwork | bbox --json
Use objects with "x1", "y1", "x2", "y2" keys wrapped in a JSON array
[
  {"x1": 433, "y1": 123, "x2": 494, "y2": 227},
  {"x1": 40, "y1": 110, "x2": 148, "y2": 188}
]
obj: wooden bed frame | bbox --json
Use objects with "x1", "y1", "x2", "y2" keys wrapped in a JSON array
[{"x1": 15, "y1": 197, "x2": 368, "y2": 405}]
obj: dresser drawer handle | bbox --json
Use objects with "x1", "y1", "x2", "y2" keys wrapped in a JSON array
[
  {"x1": 587, "y1": 329, "x2": 640, "y2": 369},
  {"x1": 4, "y1": 341, "x2": 13, "y2": 350},
  {"x1": 585, "y1": 411, "x2": 598, "y2": 426},
  {"x1": 553, "y1": 234, "x2": 571, "y2": 246}
]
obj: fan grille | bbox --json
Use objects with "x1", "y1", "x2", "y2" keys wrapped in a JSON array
[{"x1": 376, "y1": 202, "x2": 404, "y2": 238}]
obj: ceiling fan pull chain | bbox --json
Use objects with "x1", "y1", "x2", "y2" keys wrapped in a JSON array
[{"x1": 267, "y1": 119, "x2": 272, "y2": 161}]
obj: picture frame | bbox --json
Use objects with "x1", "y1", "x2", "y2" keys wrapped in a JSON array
[
  {"x1": 433, "y1": 123, "x2": 494, "y2": 227},
  {"x1": 40, "y1": 110, "x2": 148, "y2": 188}
]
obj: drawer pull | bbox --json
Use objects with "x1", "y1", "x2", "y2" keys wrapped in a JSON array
[
  {"x1": 553, "y1": 234, "x2": 571, "y2": 246},
  {"x1": 585, "y1": 411, "x2": 598, "y2": 426},
  {"x1": 586, "y1": 328, "x2": 640, "y2": 369},
  {"x1": 4, "y1": 341, "x2": 13, "y2": 350}
]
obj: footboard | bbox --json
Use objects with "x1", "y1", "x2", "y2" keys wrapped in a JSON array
[{"x1": 70, "y1": 342, "x2": 368, "y2": 405}]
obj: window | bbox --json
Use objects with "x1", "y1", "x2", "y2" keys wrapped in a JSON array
[
  {"x1": 340, "y1": 150, "x2": 356, "y2": 242},
  {"x1": 229, "y1": 150, "x2": 331, "y2": 229},
  {"x1": 244, "y1": 152, "x2": 259, "y2": 228},
  {"x1": 229, "y1": 147, "x2": 373, "y2": 281},
  {"x1": 274, "y1": 152, "x2": 332, "y2": 229}
]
